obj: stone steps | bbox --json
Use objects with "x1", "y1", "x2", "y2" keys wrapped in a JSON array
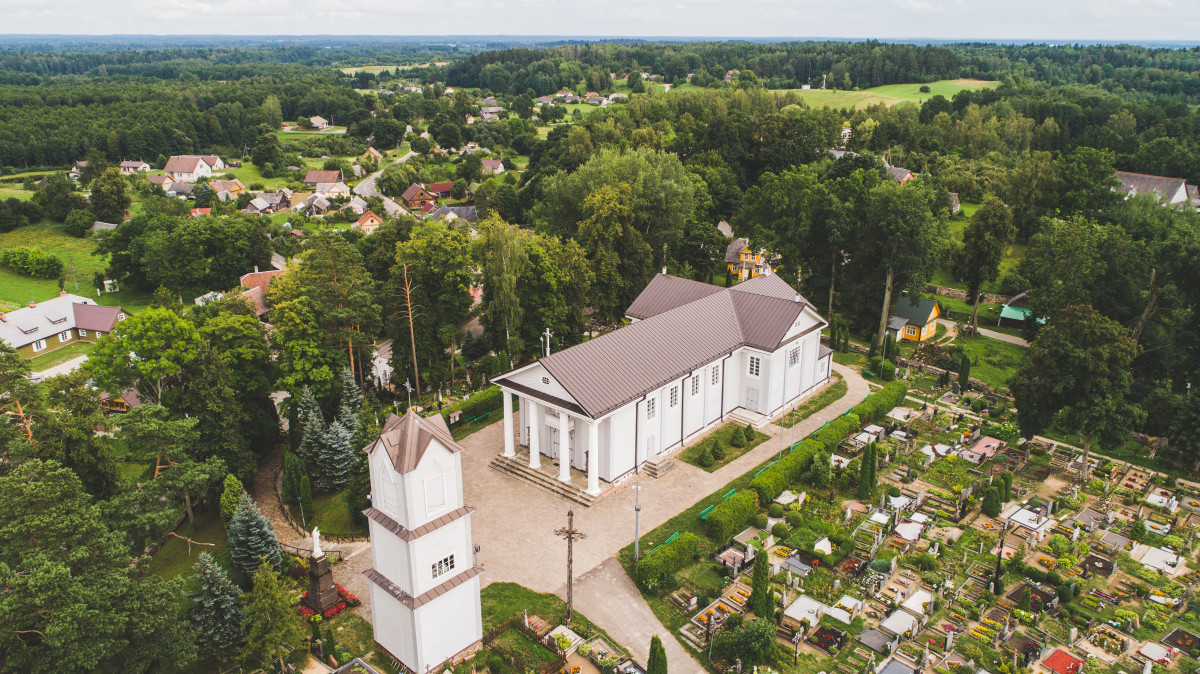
[
  {"x1": 489, "y1": 454, "x2": 599, "y2": 508},
  {"x1": 727, "y1": 407, "x2": 770, "y2": 429},
  {"x1": 643, "y1": 456, "x2": 676, "y2": 479}
]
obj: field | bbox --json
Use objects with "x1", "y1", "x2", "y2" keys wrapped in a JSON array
[
  {"x1": 340, "y1": 62, "x2": 449, "y2": 75},
  {"x1": 771, "y1": 78, "x2": 999, "y2": 109},
  {"x1": 0, "y1": 220, "x2": 150, "y2": 310}
]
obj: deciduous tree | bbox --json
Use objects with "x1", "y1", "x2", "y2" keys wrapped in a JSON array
[
  {"x1": 240, "y1": 561, "x2": 305, "y2": 673},
  {"x1": 951, "y1": 196, "x2": 1015, "y2": 329}
]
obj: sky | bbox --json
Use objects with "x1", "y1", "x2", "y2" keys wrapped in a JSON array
[{"x1": 3, "y1": 0, "x2": 1200, "y2": 43}]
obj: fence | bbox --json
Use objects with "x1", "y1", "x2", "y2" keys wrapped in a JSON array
[{"x1": 481, "y1": 615, "x2": 569, "y2": 674}]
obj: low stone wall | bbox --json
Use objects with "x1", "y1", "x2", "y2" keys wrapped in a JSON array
[{"x1": 924, "y1": 284, "x2": 1009, "y2": 306}]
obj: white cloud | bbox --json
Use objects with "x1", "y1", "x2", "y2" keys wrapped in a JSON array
[{"x1": 895, "y1": 0, "x2": 943, "y2": 11}]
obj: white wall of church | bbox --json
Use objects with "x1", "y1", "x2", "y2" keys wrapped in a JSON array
[
  {"x1": 368, "y1": 518, "x2": 414, "y2": 593},
  {"x1": 401, "y1": 444, "x2": 461, "y2": 530},
  {"x1": 413, "y1": 578, "x2": 483, "y2": 668},
  {"x1": 605, "y1": 405, "x2": 635, "y2": 480},
  {"x1": 410, "y1": 518, "x2": 472, "y2": 597},
  {"x1": 370, "y1": 585, "x2": 417, "y2": 668}
]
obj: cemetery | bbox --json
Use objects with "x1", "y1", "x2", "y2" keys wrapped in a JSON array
[{"x1": 612, "y1": 370, "x2": 1200, "y2": 674}]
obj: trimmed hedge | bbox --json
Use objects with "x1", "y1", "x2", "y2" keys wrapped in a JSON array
[
  {"x1": 637, "y1": 531, "x2": 702, "y2": 590},
  {"x1": 850, "y1": 380, "x2": 909, "y2": 424},
  {"x1": 749, "y1": 438, "x2": 824, "y2": 503},
  {"x1": 438, "y1": 385, "x2": 504, "y2": 424},
  {"x1": 813, "y1": 413, "x2": 860, "y2": 453},
  {"x1": 706, "y1": 490, "x2": 759, "y2": 543}
]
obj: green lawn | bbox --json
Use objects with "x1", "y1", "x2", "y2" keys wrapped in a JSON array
[
  {"x1": 934, "y1": 201, "x2": 1026, "y2": 295},
  {"x1": 956, "y1": 332, "x2": 1027, "y2": 390},
  {"x1": 27, "y1": 340, "x2": 93, "y2": 372},
  {"x1": 146, "y1": 507, "x2": 232, "y2": 581},
  {"x1": 307, "y1": 490, "x2": 368, "y2": 537},
  {"x1": 479, "y1": 582, "x2": 612, "y2": 640},
  {"x1": 0, "y1": 186, "x2": 35, "y2": 201},
  {"x1": 771, "y1": 78, "x2": 1000, "y2": 109},
  {"x1": 219, "y1": 159, "x2": 325, "y2": 190},
  {"x1": 0, "y1": 219, "x2": 145, "y2": 308},
  {"x1": 678, "y1": 423, "x2": 771, "y2": 472},
  {"x1": 778, "y1": 371, "x2": 847, "y2": 428}
]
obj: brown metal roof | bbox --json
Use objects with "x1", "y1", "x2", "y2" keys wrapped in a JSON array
[
  {"x1": 1115, "y1": 170, "x2": 1187, "y2": 201},
  {"x1": 363, "y1": 565, "x2": 483, "y2": 609},
  {"x1": 362, "y1": 411, "x2": 463, "y2": 474},
  {"x1": 72, "y1": 303, "x2": 124, "y2": 332},
  {"x1": 625, "y1": 274, "x2": 723, "y2": 319},
  {"x1": 498, "y1": 273, "x2": 822, "y2": 419},
  {"x1": 363, "y1": 505, "x2": 474, "y2": 542}
]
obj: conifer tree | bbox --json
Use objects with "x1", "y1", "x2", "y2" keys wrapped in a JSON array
[
  {"x1": 749, "y1": 551, "x2": 773, "y2": 618},
  {"x1": 647, "y1": 635, "x2": 668, "y2": 674},
  {"x1": 281, "y1": 451, "x2": 304, "y2": 502},
  {"x1": 227, "y1": 493, "x2": 281, "y2": 578},
  {"x1": 316, "y1": 418, "x2": 355, "y2": 491},
  {"x1": 337, "y1": 367, "x2": 363, "y2": 437},
  {"x1": 185, "y1": 553, "x2": 245, "y2": 662},
  {"x1": 300, "y1": 475, "x2": 315, "y2": 523},
  {"x1": 982, "y1": 486, "x2": 1002, "y2": 517},
  {"x1": 240, "y1": 561, "x2": 305, "y2": 672},
  {"x1": 958, "y1": 353, "x2": 971, "y2": 391},
  {"x1": 858, "y1": 444, "x2": 875, "y2": 500},
  {"x1": 219, "y1": 473, "x2": 244, "y2": 525},
  {"x1": 295, "y1": 386, "x2": 325, "y2": 473}
]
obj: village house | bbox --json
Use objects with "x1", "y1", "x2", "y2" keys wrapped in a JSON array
[
  {"x1": 725, "y1": 238, "x2": 775, "y2": 281},
  {"x1": 303, "y1": 169, "x2": 343, "y2": 186},
  {"x1": 208, "y1": 179, "x2": 246, "y2": 198},
  {"x1": 118, "y1": 160, "x2": 149, "y2": 174},
  {"x1": 0, "y1": 293, "x2": 128, "y2": 359},
  {"x1": 1114, "y1": 170, "x2": 1197, "y2": 209},
  {"x1": 313, "y1": 182, "x2": 351, "y2": 199},
  {"x1": 165, "y1": 155, "x2": 217, "y2": 182},
  {"x1": 362, "y1": 412, "x2": 484, "y2": 673},
  {"x1": 355, "y1": 210, "x2": 385, "y2": 235},
  {"x1": 345, "y1": 195, "x2": 370, "y2": 215},
  {"x1": 887, "y1": 292, "x2": 943, "y2": 342},
  {"x1": 68, "y1": 160, "x2": 87, "y2": 181},
  {"x1": 493, "y1": 272, "x2": 832, "y2": 497},
  {"x1": 886, "y1": 166, "x2": 915, "y2": 184},
  {"x1": 237, "y1": 268, "x2": 285, "y2": 319},
  {"x1": 480, "y1": 159, "x2": 504, "y2": 176},
  {"x1": 400, "y1": 183, "x2": 437, "y2": 210},
  {"x1": 308, "y1": 115, "x2": 329, "y2": 130},
  {"x1": 147, "y1": 174, "x2": 175, "y2": 192},
  {"x1": 360, "y1": 147, "x2": 384, "y2": 162},
  {"x1": 243, "y1": 191, "x2": 291, "y2": 215},
  {"x1": 305, "y1": 195, "x2": 331, "y2": 216},
  {"x1": 91, "y1": 220, "x2": 119, "y2": 235},
  {"x1": 427, "y1": 181, "x2": 455, "y2": 199}
]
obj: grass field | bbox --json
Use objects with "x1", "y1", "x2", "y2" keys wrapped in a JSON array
[
  {"x1": 0, "y1": 186, "x2": 35, "y2": 201},
  {"x1": 771, "y1": 78, "x2": 999, "y2": 110},
  {"x1": 955, "y1": 332, "x2": 1027, "y2": 389},
  {"x1": 27, "y1": 340, "x2": 92, "y2": 372},
  {"x1": 147, "y1": 507, "x2": 232, "y2": 581},
  {"x1": 340, "y1": 62, "x2": 448, "y2": 75},
  {"x1": 678, "y1": 422, "x2": 771, "y2": 472}
]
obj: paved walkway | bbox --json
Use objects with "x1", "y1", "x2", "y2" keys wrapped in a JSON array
[{"x1": 938, "y1": 318, "x2": 1029, "y2": 347}]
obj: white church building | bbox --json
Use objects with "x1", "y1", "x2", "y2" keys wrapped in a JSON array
[
  {"x1": 493, "y1": 272, "x2": 833, "y2": 497},
  {"x1": 361, "y1": 412, "x2": 483, "y2": 672}
]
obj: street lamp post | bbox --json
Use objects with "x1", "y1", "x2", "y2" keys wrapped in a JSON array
[
  {"x1": 634, "y1": 486, "x2": 642, "y2": 574},
  {"x1": 297, "y1": 496, "x2": 306, "y2": 530}
]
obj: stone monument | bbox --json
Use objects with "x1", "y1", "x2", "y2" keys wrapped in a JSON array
[{"x1": 305, "y1": 527, "x2": 339, "y2": 614}]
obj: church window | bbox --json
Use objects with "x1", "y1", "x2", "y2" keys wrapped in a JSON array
[
  {"x1": 748, "y1": 356, "x2": 761, "y2": 377},
  {"x1": 711, "y1": 366, "x2": 719, "y2": 385},
  {"x1": 788, "y1": 347, "x2": 800, "y2": 368},
  {"x1": 691, "y1": 375, "x2": 699, "y2": 396},
  {"x1": 647, "y1": 398, "x2": 656, "y2": 420},
  {"x1": 432, "y1": 554, "x2": 456, "y2": 579},
  {"x1": 424, "y1": 471, "x2": 446, "y2": 513},
  {"x1": 669, "y1": 386, "x2": 678, "y2": 408}
]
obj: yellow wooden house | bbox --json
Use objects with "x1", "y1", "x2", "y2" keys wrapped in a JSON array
[{"x1": 887, "y1": 293, "x2": 943, "y2": 342}]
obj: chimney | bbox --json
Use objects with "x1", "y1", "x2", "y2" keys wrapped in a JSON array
[
  {"x1": 794, "y1": 294, "x2": 801, "y2": 303},
  {"x1": 661, "y1": 267, "x2": 667, "y2": 275},
  {"x1": 254, "y1": 265, "x2": 259, "y2": 273}
]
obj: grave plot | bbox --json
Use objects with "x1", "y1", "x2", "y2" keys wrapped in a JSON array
[
  {"x1": 1163, "y1": 628, "x2": 1200, "y2": 654},
  {"x1": 810, "y1": 625, "x2": 848, "y2": 654},
  {"x1": 1120, "y1": 467, "x2": 1153, "y2": 493}
]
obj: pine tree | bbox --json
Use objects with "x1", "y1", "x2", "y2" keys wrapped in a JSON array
[
  {"x1": 219, "y1": 473, "x2": 244, "y2": 526},
  {"x1": 958, "y1": 353, "x2": 971, "y2": 390},
  {"x1": 337, "y1": 367, "x2": 363, "y2": 438},
  {"x1": 185, "y1": 553, "x2": 246, "y2": 662},
  {"x1": 281, "y1": 451, "x2": 304, "y2": 502},
  {"x1": 749, "y1": 551, "x2": 773, "y2": 618},
  {"x1": 744, "y1": 422, "x2": 755, "y2": 441},
  {"x1": 730, "y1": 427, "x2": 747, "y2": 448},
  {"x1": 240, "y1": 561, "x2": 305, "y2": 672},
  {"x1": 300, "y1": 475, "x2": 315, "y2": 523},
  {"x1": 227, "y1": 493, "x2": 281, "y2": 578},
  {"x1": 317, "y1": 419, "x2": 355, "y2": 490},
  {"x1": 647, "y1": 635, "x2": 668, "y2": 674},
  {"x1": 346, "y1": 454, "x2": 371, "y2": 526},
  {"x1": 697, "y1": 445, "x2": 715, "y2": 468},
  {"x1": 295, "y1": 386, "x2": 325, "y2": 474}
]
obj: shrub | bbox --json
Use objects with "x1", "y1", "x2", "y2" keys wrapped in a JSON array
[
  {"x1": 879, "y1": 359, "x2": 895, "y2": 381},
  {"x1": 768, "y1": 503, "x2": 784, "y2": 518},
  {"x1": 749, "y1": 438, "x2": 823, "y2": 502},
  {"x1": 439, "y1": 385, "x2": 504, "y2": 425},
  {"x1": 697, "y1": 445, "x2": 715, "y2": 468},
  {"x1": 752, "y1": 513, "x2": 769, "y2": 529},
  {"x1": 0, "y1": 246, "x2": 64, "y2": 279},
  {"x1": 814, "y1": 413, "x2": 860, "y2": 453},
  {"x1": 219, "y1": 474, "x2": 243, "y2": 526},
  {"x1": 785, "y1": 509, "x2": 803, "y2": 527},
  {"x1": 726, "y1": 612, "x2": 744, "y2": 629},
  {"x1": 637, "y1": 532, "x2": 702, "y2": 589},
  {"x1": 850, "y1": 381, "x2": 909, "y2": 424},
  {"x1": 745, "y1": 423, "x2": 755, "y2": 440},
  {"x1": 771, "y1": 523, "x2": 790, "y2": 539},
  {"x1": 730, "y1": 427, "x2": 747, "y2": 448},
  {"x1": 706, "y1": 491, "x2": 760, "y2": 542},
  {"x1": 711, "y1": 440, "x2": 727, "y2": 461},
  {"x1": 919, "y1": 85, "x2": 932, "y2": 93}
]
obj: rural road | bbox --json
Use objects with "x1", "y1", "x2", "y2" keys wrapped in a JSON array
[
  {"x1": 353, "y1": 152, "x2": 415, "y2": 217},
  {"x1": 937, "y1": 318, "x2": 1029, "y2": 347}
]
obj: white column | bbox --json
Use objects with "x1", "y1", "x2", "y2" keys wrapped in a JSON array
[
  {"x1": 558, "y1": 411, "x2": 571, "y2": 483},
  {"x1": 502, "y1": 390, "x2": 515, "y2": 458},
  {"x1": 527, "y1": 400, "x2": 541, "y2": 469},
  {"x1": 586, "y1": 420, "x2": 601, "y2": 496}
]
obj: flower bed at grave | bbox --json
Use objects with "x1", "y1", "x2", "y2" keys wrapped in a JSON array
[{"x1": 298, "y1": 585, "x2": 359, "y2": 618}]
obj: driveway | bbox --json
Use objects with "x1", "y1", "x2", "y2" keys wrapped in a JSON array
[{"x1": 937, "y1": 318, "x2": 1029, "y2": 347}]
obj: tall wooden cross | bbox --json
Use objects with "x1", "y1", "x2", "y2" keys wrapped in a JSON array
[{"x1": 555, "y1": 508, "x2": 587, "y2": 622}]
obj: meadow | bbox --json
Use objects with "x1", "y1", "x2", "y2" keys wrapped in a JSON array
[{"x1": 771, "y1": 78, "x2": 999, "y2": 109}]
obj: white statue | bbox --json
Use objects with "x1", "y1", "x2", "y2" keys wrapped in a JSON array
[{"x1": 313, "y1": 527, "x2": 323, "y2": 558}]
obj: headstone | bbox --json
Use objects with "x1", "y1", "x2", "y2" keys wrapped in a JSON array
[
  {"x1": 771, "y1": 562, "x2": 780, "y2": 576},
  {"x1": 690, "y1": 596, "x2": 698, "y2": 609},
  {"x1": 1069, "y1": 626, "x2": 1077, "y2": 642},
  {"x1": 1143, "y1": 660, "x2": 1153, "y2": 674}
]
